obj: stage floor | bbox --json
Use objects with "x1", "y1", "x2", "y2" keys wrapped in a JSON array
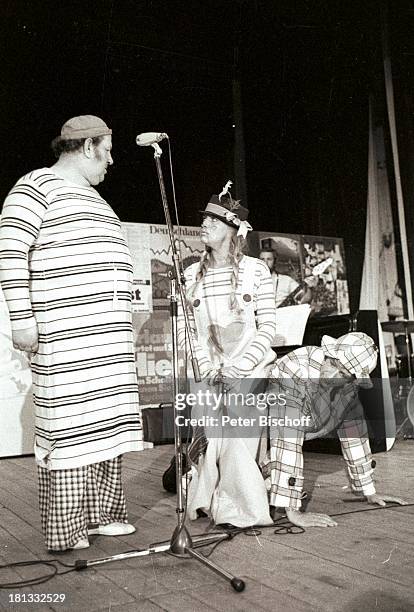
[{"x1": 0, "y1": 441, "x2": 413, "y2": 611}]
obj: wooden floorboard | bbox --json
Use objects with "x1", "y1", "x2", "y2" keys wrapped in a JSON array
[{"x1": 0, "y1": 441, "x2": 413, "y2": 611}]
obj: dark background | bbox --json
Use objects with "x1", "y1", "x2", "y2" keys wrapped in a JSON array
[{"x1": 1, "y1": 0, "x2": 413, "y2": 312}]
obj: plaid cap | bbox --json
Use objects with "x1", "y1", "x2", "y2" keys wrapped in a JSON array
[{"x1": 321, "y1": 332, "x2": 378, "y2": 388}]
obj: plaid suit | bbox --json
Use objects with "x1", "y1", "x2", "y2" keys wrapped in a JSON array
[{"x1": 261, "y1": 346, "x2": 376, "y2": 510}]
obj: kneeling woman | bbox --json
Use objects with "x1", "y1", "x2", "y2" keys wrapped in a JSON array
[{"x1": 178, "y1": 184, "x2": 276, "y2": 527}]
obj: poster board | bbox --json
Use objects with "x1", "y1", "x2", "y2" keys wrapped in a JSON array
[{"x1": 124, "y1": 222, "x2": 204, "y2": 407}]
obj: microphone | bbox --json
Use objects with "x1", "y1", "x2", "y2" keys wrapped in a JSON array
[{"x1": 136, "y1": 132, "x2": 168, "y2": 146}]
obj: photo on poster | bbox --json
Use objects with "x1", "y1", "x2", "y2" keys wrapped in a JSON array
[
  {"x1": 252, "y1": 231, "x2": 306, "y2": 310},
  {"x1": 250, "y1": 230, "x2": 350, "y2": 315},
  {"x1": 302, "y1": 234, "x2": 350, "y2": 316}
]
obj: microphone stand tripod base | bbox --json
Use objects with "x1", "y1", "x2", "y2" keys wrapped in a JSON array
[{"x1": 75, "y1": 521, "x2": 245, "y2": 592}]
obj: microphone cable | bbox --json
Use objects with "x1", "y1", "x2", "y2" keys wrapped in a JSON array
[{"x1": 1, "y1": 502, "x2": 413, "y2": 588}]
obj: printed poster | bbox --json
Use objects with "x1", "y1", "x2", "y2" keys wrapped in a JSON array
[{"x1": 122, "y1": 222, "x2": 204, "y2": 406}]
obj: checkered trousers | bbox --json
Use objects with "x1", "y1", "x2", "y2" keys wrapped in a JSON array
[{"x1": 38, "y1": 456, "x2": 128, "y2": 551}]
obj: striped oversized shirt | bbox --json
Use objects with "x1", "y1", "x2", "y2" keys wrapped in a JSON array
[{"x1": 0, "y1": 168, "x2": 143, "y2": 469}]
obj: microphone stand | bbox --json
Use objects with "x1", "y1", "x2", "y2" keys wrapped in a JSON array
[{"x1": 74, "y1": 141, "x2": 245, "y2": 592}]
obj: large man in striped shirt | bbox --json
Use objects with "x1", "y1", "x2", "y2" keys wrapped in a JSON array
[{"x1": 0, "y1": 116, "x2": 143, "y2": 551}]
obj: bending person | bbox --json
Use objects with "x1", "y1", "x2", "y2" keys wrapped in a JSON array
[
  {"x1": 262, "y1": 332, "x2": 406, "y2": 528},
  {"x1": 0, "y1": 116, "x2": 142, "y2": 551},
  {"x1": 178, "y1": 185, "x2": 276, "y2": 528}
]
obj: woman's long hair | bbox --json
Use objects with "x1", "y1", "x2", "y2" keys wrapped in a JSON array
[{"x1": 189, "y1": 232, "x2": 247, "y2": 311}]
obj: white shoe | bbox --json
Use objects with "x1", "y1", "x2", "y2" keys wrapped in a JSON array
[
  {"x1": 88, "y1": 522, "x2": 136, "y2": 536},
  {"x1": 72, "y1": 538, "x2": 90, "y2": 550}
]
